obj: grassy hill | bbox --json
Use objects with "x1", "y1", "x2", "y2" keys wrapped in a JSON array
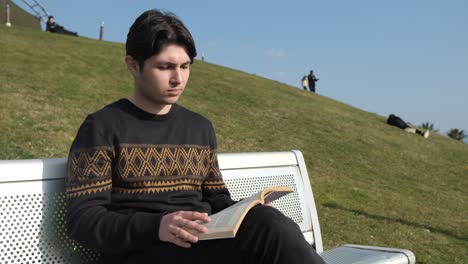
[
  {"x1": 1, "y1": 25, "x2": 467, "y2": 263},
  {"x1": 0, "y1": 0, "x2": 41, "y2": 30}
]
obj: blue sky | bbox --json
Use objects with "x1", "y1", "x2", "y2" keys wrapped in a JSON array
[{"x1": 16, "y1": 0, "x2": 468, "y2": 136}]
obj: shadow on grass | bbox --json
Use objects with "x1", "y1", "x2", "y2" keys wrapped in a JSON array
[{"x1": 322, "y1": 202, "x2": 467, "y2": 242}]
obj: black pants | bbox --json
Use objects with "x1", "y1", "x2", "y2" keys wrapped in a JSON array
[
  {"x1": 53, "y1": 27, "x2": 78, "y2": 36},
  {"x1": 124, "y1": 206, "x2": 325, "y2": 264},
  {"x1": 309, "y1": 83, "x2": 316, "y2": 93}
]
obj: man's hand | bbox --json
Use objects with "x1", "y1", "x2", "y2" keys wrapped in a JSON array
[{"x1": 159, "y1": 211, "x2": 211, "y2": 248}]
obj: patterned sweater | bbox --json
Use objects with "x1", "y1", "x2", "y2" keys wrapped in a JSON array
[{"x1": 66, "y1": 99, "x2": 235, "y2": 254}]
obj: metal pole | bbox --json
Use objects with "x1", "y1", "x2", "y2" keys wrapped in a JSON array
[
  {"x1": 19, "y1": 0, "x2": 49, "y2": 23},
  {"x1": 5, "y1": 3, "x2": 11, "y2": 27},
  {"x1": 99, "y1": 22, "x2": 104, "y2": 40}
]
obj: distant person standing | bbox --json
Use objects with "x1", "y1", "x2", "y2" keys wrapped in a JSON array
[
  {"x1": 45, "y1": 16, "x2": 78, "y2": 36},
  {"x1": 301, "y1": 76, "x2": 308, "y2": 90},
  {"x1": 307, "y1": 70, "x2": 319, "y2": 93}
]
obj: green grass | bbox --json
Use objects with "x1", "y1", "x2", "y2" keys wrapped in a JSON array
[
  {"x1": 0, "y1": 0, "x2": 41, "y2": 30},
  {"x1": 1, "y1": 25, "x2": 467, "y2": 263}
]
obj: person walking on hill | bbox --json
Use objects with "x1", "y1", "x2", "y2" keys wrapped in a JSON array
[
  {"x1": 65, "y1": 9, "x2": 326, "y2": 264},
  {"x1": 301, "y1": 75, "x2": 308, "y2": 90},
  {"x1": 307, "y1": 70, "x2": 319, "y2": 93},
  {"x1": 387, "y1": 114, "x2": 430, "y2": 138}
]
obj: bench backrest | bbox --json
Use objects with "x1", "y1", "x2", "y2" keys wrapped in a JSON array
[{"x1": 0, "y1": 150, "x2": 323, "y2": 263}]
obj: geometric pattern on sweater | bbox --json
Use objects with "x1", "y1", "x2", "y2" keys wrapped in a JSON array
[
  {"x1": 67, "y1": 147, "x2": 113, "y2": 183},
  {"x1": 112, "y1": 178, "x2": 226, "y2": 194},
  {"x1": 66, "y1": 179, "x2": 112, "y2": 198},
  {"x1": 116, "y1": 144, "x2": 221, "y2": 179},
  {"x1": 67, "y1": 144, "x2": 226, "y2": 197},
  {"x1": 67, "y1": 147, "x2": 114, "y2": 198}
]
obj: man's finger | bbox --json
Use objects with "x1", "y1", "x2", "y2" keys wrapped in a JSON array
[
  {"x1": 176, "y1": 218, "x2": 208, "y2": 233},
  {"x1": 171, "y1": 234, "x2": 192, "y2": 248},
  {"x1": 174, "y1": 226, "x2": 199, "y2": 243},
  {"x1": 179, "y1": 211, "x2": 211, "y2": 222}
]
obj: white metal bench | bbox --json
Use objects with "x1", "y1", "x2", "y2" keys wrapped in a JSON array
[{"x1": 0, "y1": 150, "x2": 416, "y2": 264}]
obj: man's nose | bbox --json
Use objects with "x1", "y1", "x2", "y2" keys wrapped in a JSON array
[{"x1": 170, "y1": 68, "x2": 183, "y2": 84}]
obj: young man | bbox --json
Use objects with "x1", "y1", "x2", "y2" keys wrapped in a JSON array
[{"x1": 66, "y1": 9, "x2": 325, "y2": 264}]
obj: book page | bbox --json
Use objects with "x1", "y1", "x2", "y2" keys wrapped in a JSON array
[
  {"x1": 263, "y1": 190, "x2": 292, "y2": 202},
  {"x1": 201, "y1": 191, "x2": 262, "y2": 233}
]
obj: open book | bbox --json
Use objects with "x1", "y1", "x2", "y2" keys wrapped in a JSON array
[{"x1": 195, "y1": 186, "x2": 293, "y2": 240}]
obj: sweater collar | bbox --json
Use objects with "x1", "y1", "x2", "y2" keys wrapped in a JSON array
[{"x1": 120, "y1": 98, "x2": 178, "y2": 121}]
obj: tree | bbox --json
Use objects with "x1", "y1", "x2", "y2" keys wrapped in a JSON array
[
  {"x1": 447, "y1": 128, "x2": 466, "y2": 141},
  {"x1": 421, "y1": 122, "x2": 438, "y2": 132}
]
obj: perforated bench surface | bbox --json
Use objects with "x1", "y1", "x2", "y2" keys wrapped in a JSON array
[{"x1": 0, "y1": 192, "x2": 101, "y2": 263}]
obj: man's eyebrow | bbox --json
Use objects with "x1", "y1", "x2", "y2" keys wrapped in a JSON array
[{"x1": 156, "y1": 60, "x2": 191, "y2": 66}]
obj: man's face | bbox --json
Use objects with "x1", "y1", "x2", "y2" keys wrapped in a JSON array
[{"x1": 130, "y1": 44, "x2": 191, "y2": 107}]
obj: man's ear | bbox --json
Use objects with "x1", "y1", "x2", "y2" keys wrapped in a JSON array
[{"x1": 125, "y1": 56, "x2": 140, "y2": 77}]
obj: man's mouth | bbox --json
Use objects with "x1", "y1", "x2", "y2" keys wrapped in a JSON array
[{"x1": 167, "y1": 89, "x2": 182, "y2": 96}]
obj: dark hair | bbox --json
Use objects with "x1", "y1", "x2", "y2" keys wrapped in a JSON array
[{"x1": 126, "y1": 9, "x2": 197, "y2": 70}]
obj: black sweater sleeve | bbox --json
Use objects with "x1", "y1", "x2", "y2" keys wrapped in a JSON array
[
  {"x1": 201, "y1": 123, "x2": 237, "y2": 213},
  {"x1": 66, "y1": 115, "x2": 163, "y2": 254}
]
